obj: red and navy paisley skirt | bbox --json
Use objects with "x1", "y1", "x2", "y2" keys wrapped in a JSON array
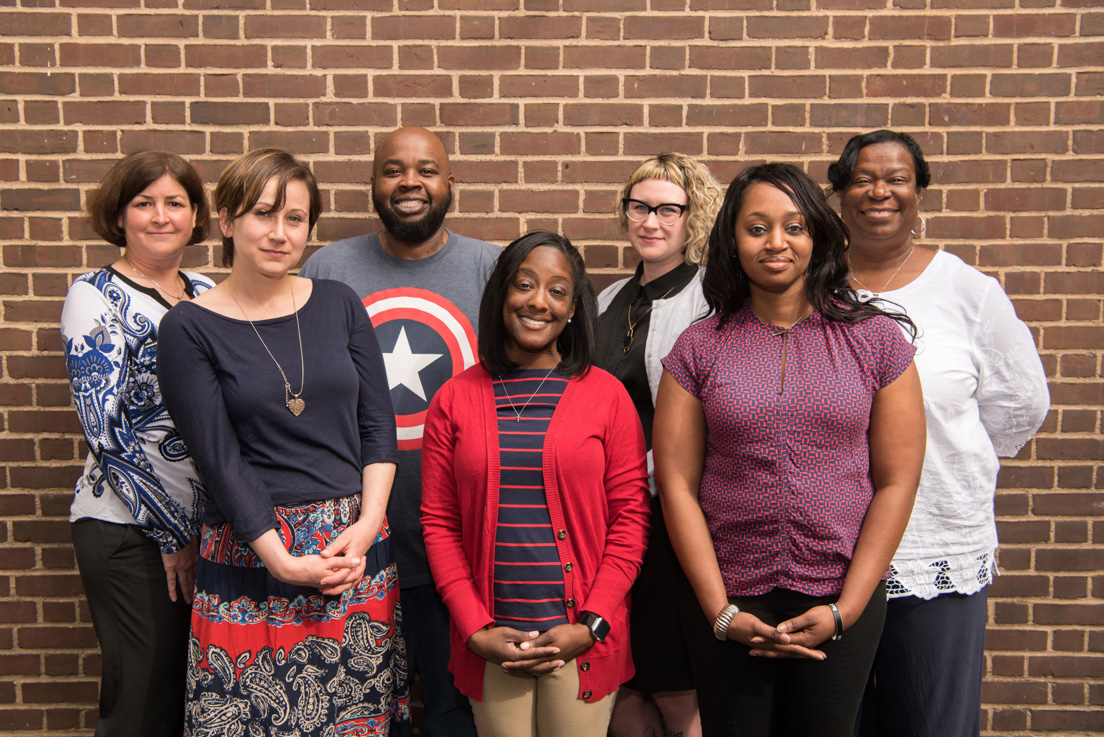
[{"x1": 185, "y1": 495, "x2": 411, "y2": 736}]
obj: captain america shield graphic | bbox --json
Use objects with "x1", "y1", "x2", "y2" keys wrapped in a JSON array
[{"x1": 364, "y1": 287, "x2": 478, "y2": 450}]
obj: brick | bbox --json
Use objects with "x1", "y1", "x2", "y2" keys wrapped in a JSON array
[
  {"x1": 185, "y1": 42, "x2": 269, "y2": 69},
  {"x1": 374, "y1": 75, "x2": 453, "y2": 99},
  {"x1": 625, "y1": 15, "x2": 704, "y2": 40},
  {"x1": 563, "y1": 46, "x2": 647, "y2": 70},
  {"x1": 563, "y1": 103, "x2": 643, "y2": 127},
  {"x1": 746, "y1": 15, "x2": 829, "y2": 39},
  {"x1": 117, "y1": 13, "x2": 198, "y2": 37},
  {"x1": 243, "y1": 74, "x2": 326, "y2": 99},
  {"x1": 438, "y1": 45, "x2": 521, "y2": 70},
  {"x1": 500, "y1": 15, "x2": 580, "y2": 39},
  {"x1": 311, "y1": 44, "x2": 392, "y2": 69},
  {"x1": 190, "y1": 101, "x2": 270, "y2": 126},
  {"x1": 244, "y1": 15, "x2": 327, "y2": 38},
  {"x1": 991, "y1": 72, "x2": 1071, "y2": 97},
  {"x1": 501, "y1": 74, "x2": 579, "y2": 98},
  {"x1": 865, "y1": 74, "x2": 947, "y2": 97}
]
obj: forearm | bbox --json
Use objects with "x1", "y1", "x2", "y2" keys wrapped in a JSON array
[
  {"x1": 249, "y1": 528, "x2": 297, "y2": 580},
  {"x1": 835, "y1": 481, "x2": 916, "y2": 628},
  {"x1": 661, "y1": 490, "x2": 729, "y2": 624},
  {"x1": 358, "y1": 462, "x2": 396, "y2": 533}
]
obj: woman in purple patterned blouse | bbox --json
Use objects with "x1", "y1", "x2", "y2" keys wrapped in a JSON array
[{"x1": 653, "y1": 163, "x2": 926, "y2": 737}]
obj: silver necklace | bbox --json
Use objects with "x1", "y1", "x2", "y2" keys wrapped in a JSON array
[
  {"x1": 848, "y1": 245, "x2": 915, "y2": 303},
  {"x1": 125, "y1": 256, "x2": 185, "y2": 301},
  {"x1": 497, "y1": 367, "x2": 558, "y2": 422},
  {"x1": 228, "y1": 282, "x2": 307, "y2": 416}
]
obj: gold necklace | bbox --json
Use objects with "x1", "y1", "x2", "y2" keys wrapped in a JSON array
[
  {"x1": 125, "y1": 256, "x2": 185, "y2": 301},
  {"x1": 847, "y1": 245, "x2": 914, "y2": 303},
  {"x1": 496, "y1": 367, "x2": 558, "y2": 422},
  {"x1": 228, "y1": 282, "x2": 307, "y2": 416},
  {"x1": 623, "y1": 284, "x2": 676, "y2": 353}
]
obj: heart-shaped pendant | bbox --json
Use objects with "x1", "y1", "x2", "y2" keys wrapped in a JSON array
[{"x1": 287, "y1": 397, "x2": 305, "y2": 416}]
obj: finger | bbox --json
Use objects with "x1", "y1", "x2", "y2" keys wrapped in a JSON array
[{"x1": 165, "y1": 571, "x2": 178, "y2": 603}]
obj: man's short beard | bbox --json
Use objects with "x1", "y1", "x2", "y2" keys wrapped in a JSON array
[{"x1": 373, "y1": 185, "x2": 453, "y2": 246}]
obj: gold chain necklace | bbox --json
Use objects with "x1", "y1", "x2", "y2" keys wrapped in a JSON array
[
  {"x1": 847, "y1": 245, "x2": 914, "y2": 303},
  {"x1": 623, "y1": 284, "x2": 676, "y2": 353},
  {"x1": 496, "y1": 367, "x2": 558, "y2": 422},
  {"x1": 228, "y1": 282, "x2": 307, "y2": 416},
  {"x1": 125, "y1": 256, "x2": 185, "y2": 301}
]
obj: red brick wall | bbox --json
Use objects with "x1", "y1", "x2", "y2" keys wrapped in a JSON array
[{"x1": 1, "y1": 2, "x2": 1101, "y2": 734}]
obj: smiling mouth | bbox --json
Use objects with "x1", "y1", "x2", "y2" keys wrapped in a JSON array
[
  {"x1": 392, "y1": 198, "x2": 428, "y2": 215},
  {"x1": 519, "y1": 315, "x2": 549, "y2": 327}
]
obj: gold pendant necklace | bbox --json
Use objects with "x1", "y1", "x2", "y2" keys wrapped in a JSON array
[
  {"x1": 125, "y1": 256, "x2": 185, "y2": 301},
  {"x1": 497, "y1": 367, "x2": 558, "y2": 422},
  {"x1": 229, "y1": 282, "x2": 307, "y2": 416},
  {"x1": 623, "y1": 284, "x2": 676, "y2": 353}
]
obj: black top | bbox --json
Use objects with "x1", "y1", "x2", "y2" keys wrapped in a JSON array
[
  {"x1": 157, "y1": 279, "x2": 399, "y2": 542},
  {"x1": 596, "y1": 261, "x2": 698, "y2": 450}
]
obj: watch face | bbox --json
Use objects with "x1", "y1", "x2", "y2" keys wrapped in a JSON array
[{"x1": 582, "y1": 612, "x2": 610, "y2": 642}]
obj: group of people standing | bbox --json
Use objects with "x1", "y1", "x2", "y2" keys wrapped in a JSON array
[{"x1": 61, "y1": 126, "x2": 1049, "y2": 737}]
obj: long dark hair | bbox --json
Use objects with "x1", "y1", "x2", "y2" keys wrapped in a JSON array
[
  {"x1": 478, "y1": 231, "x2": 597, "y2": 378},
  {"x1": 702, "y1": 162, "x2": 915, "y2": 337}
]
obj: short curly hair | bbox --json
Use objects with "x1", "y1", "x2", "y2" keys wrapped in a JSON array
[
  {"x1": 826, "y1": 129, "x2": 931, "y2": 195},
  {"x1": 85, "y1": 151, "x2": 209, "y2": 249},
  {"x1": 616, "y1": 152, "x2": 723, "y2": 267}
]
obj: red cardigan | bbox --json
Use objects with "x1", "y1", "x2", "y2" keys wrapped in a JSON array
[{"x1": 420, "y1": 364, "x2": 650, "y2": 703}]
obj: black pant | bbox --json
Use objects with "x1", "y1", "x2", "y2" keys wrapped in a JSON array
[
  {"x1": 684, "y1": 580, "x2": 887, "y2": 737},
  {"x1": 72, "y1": 520, "x2": 191, "y2": 737},
  {"x1": 855, "y1": 589, "x2": 988, "y2": 737}
]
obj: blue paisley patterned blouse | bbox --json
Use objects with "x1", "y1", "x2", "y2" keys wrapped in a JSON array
[{"x1": 61, "y1": 267, "x2": 213, "y2": 553}]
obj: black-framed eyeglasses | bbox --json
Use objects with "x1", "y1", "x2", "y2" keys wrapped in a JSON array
[{"x1": 622, "y1": 198, "x2": 688, "y2": 226}]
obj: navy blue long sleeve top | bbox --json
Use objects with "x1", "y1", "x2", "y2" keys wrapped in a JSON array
[{"x1": 157, "y1": 279, "x2": 398, "y2": 543}]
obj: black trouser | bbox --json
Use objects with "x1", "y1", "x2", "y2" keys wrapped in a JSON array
[
  {"x1": 72, "y1": 519, "x2": 191, "y2": 737},
  {"x1": 855, "y1": 588, "x2": 988, "y2": 737},
  {"x1": 683, "y1": 578, "x2": 887, "y2": 737}
]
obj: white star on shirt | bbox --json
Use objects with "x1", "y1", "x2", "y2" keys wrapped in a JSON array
[{"x1": 382, "y1": 326, "x2": 443, "y2": 401}]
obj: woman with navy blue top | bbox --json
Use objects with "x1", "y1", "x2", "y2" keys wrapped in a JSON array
[
  {"x1": 421, "y1": 232, "x2": 651, "y2": 737},
  {"x1": 654, "y1": 164, "x2": 926, "y2": 737}
]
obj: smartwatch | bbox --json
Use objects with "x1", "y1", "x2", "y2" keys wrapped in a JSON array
[{"x1": 579, "y1": 611, "x2": 610, "y2": 643}]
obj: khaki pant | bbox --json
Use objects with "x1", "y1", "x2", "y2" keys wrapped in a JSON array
[{"x1": 470, "y1": 660, "x2": 616, "y2": 737}]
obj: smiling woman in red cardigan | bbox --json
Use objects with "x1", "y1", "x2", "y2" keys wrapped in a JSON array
[{"x1": 420, "y1": 232, "x2": 651, "y2": 737}]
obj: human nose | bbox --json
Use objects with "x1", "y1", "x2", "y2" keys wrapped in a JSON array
[
  {"x1": 151, "y1": 202, "x2": 169, "y2": 223},
  {"x1": 870, "y1": 179, "x2": 890, "y2": 198},
  {"x1": 397, "y1": 168, "x2": 420, "y2": 189},
  {"x1": 765, "y1": 226, "x2": 786, "y2": 250},
  {"x1": 269, "y1": 216, "x2": 287, "y2": 241}
]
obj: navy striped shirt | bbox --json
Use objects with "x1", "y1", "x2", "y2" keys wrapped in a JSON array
[{"x1": 492, "y1": 368, "x2": 569, "y2": 631}]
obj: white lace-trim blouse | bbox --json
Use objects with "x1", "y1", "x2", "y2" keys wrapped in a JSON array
[{"x1": 876, "y1": 251, "x2": 1049, "y2": 599}]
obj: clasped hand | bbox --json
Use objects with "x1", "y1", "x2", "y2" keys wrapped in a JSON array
[
  {"x1": 468, "y1": 623, "x2": 595, "y2": 676},
  {"x1": 727, "y1": 606, "x2": 837, "y2": 660}
]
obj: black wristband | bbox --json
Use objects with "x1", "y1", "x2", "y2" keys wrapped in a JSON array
[{"x1": 828, "y1": 602, "x2": 843, "y2": 641}]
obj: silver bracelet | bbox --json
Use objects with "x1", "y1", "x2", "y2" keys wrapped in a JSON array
[
  {"x1": 713, "y1": 603, "x2": 740, "y2": 641},
  {"x1": 828, "y1": 602, "x2": 843, "y2": 641}
]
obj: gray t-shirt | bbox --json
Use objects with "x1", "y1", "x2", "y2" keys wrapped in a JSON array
[{"x1": 300, "y1": 230, "x2": 501, "y2": 587}]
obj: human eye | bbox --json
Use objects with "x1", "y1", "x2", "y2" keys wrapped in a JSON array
[
  {"x1": 785, "y1": 223, "x2": 806, "y2": 235},
  {"x1": 747, "y1": 224, "x2": 767, "y2": 236},
  {"x1": 658, "y1": 205, "x2": 682, "y2": 218},
  {"x1": 630, "y1": 202, "x2": 650, "y2": 215}
]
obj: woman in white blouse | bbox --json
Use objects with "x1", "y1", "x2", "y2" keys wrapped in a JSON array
[{"x1": 827, "y1": 130, "x2": 1049, "y2": 737}]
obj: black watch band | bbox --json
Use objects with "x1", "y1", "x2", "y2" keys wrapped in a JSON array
[{"x1": 579, "y1": 611, "x2": 610, "y2": 643}]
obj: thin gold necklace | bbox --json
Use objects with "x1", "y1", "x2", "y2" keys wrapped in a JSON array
[
  {"x1": 497, "y1": 367, "x2": 558, "y2": 422},
  {"x1": 623, "y1": 284, "x2": 676, "y2": 352},
  {"x1": 125, "y1": 256, "x2": 185, "y2": 301},
  {"x1": 847, "y1": 245, "x2": 914, "y2": 303},
  {"x1": 228, "y1": 282, "x2": 307, "y2": 416}
]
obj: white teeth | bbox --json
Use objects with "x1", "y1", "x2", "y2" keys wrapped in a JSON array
[{"x1": 520, "y1": 316, "x2": 547, "y2": 326}]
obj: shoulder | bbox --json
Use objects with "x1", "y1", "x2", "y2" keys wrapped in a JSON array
[
  {"x1": 300, "y1": 234, "x2": 378, "y2": 271},
  {"x1": 447, "y1": 233, "x2": 503, "y2": 266},
  {"x1": 158, "y1": 301, "x2": 205, "y2": 338},
  {"x1": 597, "y1": 277, "x2": 632, "y2": 312},
  {"x1": 926, "y1": 251, "x2": 1000, "y2": 301}
]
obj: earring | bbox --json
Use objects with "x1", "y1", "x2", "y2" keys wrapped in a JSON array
[
  {"x1": 912, "y1": 215, "x2": 926, "y2": 236},
  {"x1": 567, "y1": 317, "x2": 572, "y2": 323}
]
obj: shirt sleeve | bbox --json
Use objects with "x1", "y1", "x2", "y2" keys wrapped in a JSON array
[
  {"x1": 157, "y1": 305, "x2": 279, "y2": 543},
  {"x1": 580, "y1": 378, "x2": 651, "y2": 621},
  {"x1": 871, "y1": 315, "x2": 917, "y2": 389},
  {"x1": 61, "y1": 279, "x2": 196, "y2": 553},
  {"x1": 973, "y1": 282, "x2": 1051, "y2": 457},
  {"x1": 420, "y1": 380, "x2": 496, "y2": 640},
  {"x1": 343, "y1": 286, "x2": 399, "y2": 467},
  {"x1": 661, "y1": 321, "x2": 710, "y2": 399}
]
